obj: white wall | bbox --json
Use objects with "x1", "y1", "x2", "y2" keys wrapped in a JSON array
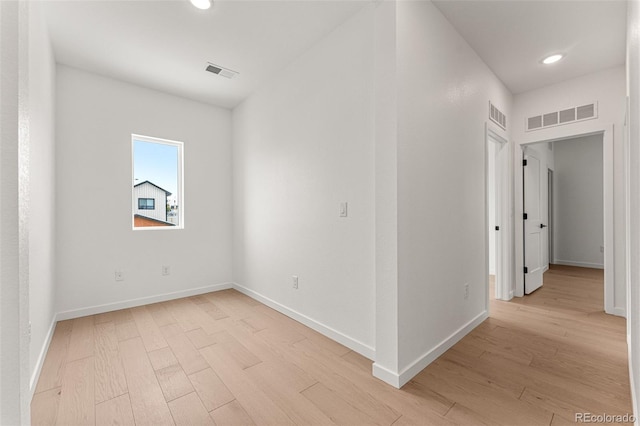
[
  {"x1": 553, "y1": 134, "x2": 604, "y2": 269},
  {"x1": 513, "y1": 66, "x2": 626, "y2": 313},
  {"x1": 55, "y1": 66, "x2": 232, "y2": 315},
  {"x1": 0, "y1": 1, "x2": 31, "y2": 423},
  {"x1": 393, "y1": 0, "x2": 512, "y2": 382},
  {"x1": 232, "y1": 6, "x2": 376, "y2": 356},
  {"x1": 28, "y1": 0, "x2": 57, "y2": 393},
  {"x1": 625, "y1": 0, "x2": 640, "y2": 418},
  {"x1": 0, "y1": 2, "x2": 21, "y2": 423},
  {"x1": 373, "y1": 0, "x2": 400, "y2": 376}
]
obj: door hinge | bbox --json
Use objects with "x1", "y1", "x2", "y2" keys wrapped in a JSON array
[
  {"x1": 523, "y1": 159, "x2": 528, "y2": 166},
  {"x1": 523, "y1": 213, "x2": 528, "y2": 220},
  {"x1": 495, "y1": 226, "x2": 500, "y2": 231},
  {"x1": 524, "y1": 266, "x2": 529, "y2": 274}
]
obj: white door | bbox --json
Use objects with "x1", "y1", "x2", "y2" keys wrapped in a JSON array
[{"x1": 524, "y1": 153, "x2": 544, "y2": 294}]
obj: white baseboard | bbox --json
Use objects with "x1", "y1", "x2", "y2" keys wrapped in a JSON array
[
  {"x1": 372, "y1": 362, "x2": 401, "y2": 388},
  {"x1": 398, "y1": 310, "x2": 488, "y2": 387},
  {"x1": 373, "y1": 310, "x2": 488, "y2": 389},
  {"x1": 628, "y1": 339, "x2": 638, "y2": 426},
  {"x1": 232, "y1": 282, "x2": 375, "y2": 360},
  {"x1": 30, "y1": 316, "x2": 57, "y2": 396},
  {"x1": 607, "y1": 306, "x2": 627, "y2": 318},
  {"x1": 56, "y1": 282, "x2": 233, "y2": 321},
  {"x1": 553, "y1": 260, "x2": 604, "y2": 269}
]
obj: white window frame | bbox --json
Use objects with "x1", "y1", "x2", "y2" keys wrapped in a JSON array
[{"x1": 131, "y1": 134, "x2": 184, "y2": 231}]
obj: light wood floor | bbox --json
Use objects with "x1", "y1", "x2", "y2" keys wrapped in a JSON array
[{"x1": 32, "y1": 265, "x2": 632, "y2": 425}]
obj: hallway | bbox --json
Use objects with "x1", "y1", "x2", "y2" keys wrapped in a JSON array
[{"x1": 419, "y1": 265, "x2": 631, "y2": 424}]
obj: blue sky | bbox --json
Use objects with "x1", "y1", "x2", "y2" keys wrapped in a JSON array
[{"x1": 133, "y1": 140, "x2": 178, "y2": 196}]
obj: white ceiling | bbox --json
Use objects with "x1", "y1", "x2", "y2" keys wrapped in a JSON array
[
  {"x1": 432, "y1": 0, "x2": 627, "y2": 94},
  {"x1": 44, "y1": 1, "x2": 628, "y2": 108},
  {"x1": 43, "y1": 0, "x2": 367, "y2": 109}
]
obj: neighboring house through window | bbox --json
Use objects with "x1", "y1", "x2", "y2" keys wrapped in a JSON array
[
  {"x1": 132, "y1": 134, "x2": 184, "y2": 229},
  {"x1": 134, "y1": 181, "x2": 168, "y2": 221}
]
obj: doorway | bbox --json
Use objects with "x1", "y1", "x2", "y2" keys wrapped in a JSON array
[
  {"x1": 518, "y1": 130, "x2": 613, "y2": 313},
  {"x1": 486, "y1": 125, "x2": 511, "y2": 304},
  {"x1": 548, "y1": 168, "x2": 554, "y2": 266}
]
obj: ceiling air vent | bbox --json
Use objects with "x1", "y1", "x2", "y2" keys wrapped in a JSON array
[
  {"x1": 526, "y1": 101, "x2": 598, "y2": 132},
  {"x1": 205, "y1": 63, "x2": 239, "y2": 79},
  {"x1": 489, "y1": 101, "x2": 507, "y2": 130}
]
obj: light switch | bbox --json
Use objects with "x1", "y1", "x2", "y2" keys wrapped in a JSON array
[{"x1": 340, "y1": 202, "x2": 348, "y2": 217}]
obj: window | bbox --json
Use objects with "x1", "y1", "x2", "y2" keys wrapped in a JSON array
[
  {"x1": 132, "y1": 134, "x2": 183, "y2": 229},
  {"x1": 138, "y1": 198, "x2": 155, "y2": 210}
]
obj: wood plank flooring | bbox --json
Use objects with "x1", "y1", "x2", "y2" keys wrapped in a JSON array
[{"x1": 32, "y1": 265, "x2": 633, "y2": 425}]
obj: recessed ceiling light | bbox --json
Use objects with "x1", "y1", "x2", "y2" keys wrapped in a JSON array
[
  {"x1": 542, "y1": 54, "x2": 563, "y2": 65},
  {"x1": 190, "y1": 0, "x2": 211, "y2": 10}
]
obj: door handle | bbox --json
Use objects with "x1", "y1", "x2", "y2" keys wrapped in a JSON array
[{"x1": 540, "y1": 224, "x2": 547, "y2": 228}]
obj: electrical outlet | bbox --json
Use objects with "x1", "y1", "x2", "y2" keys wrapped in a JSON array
[
  {"x1": 115, "y1": 270, "x2": 124, "y2": 282},
  {"x1": 600, "y1": 246, "x2": 604, "y2": 253},
  {"x1": 162, "y1": 265, "x2": 170, "y2": 276},
  {"x1": 464, "y1": 283, "x2": 469, "y2": 300},
  {"x1": 292, "y1": 275, "x2": 299, "y2": 289}
]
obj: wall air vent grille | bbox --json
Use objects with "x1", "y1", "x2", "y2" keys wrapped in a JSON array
[
  {"x1": 205, "y1": 62, "x2": 239, "y2": 79},
  {"x1": 489, "y1": 101, "x2": 507, "y2": 130},
  {"x1": 576, "y1": 103, "x2": 596, "y2": 120},
  {"x1": 528, "y1": 115, "x2": 543, "y2": 130},
  {"x1": 559, "y1": 108, "x2": 576, "y2": 123},
  {"x1": 526, "y1": 101, "x2": 597, "y2": 132},
  {"x1": 543, "y1": 112, "x2": 558, "y2": 127}
]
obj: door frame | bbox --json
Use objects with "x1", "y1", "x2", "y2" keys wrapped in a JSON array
[
  {"x1": 514, "y1": 123, "x2": 615, "y2": 315},
  {"x1": 486, "y1": 123, "x2": 512, "y2": 305},
  {"x1": 548, "y1": 168, "x2": 554, "y2": 266}
]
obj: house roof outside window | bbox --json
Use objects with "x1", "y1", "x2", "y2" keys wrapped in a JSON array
[{"x1": 134, "y1": 180, "x2": 172, "y2": 196}]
